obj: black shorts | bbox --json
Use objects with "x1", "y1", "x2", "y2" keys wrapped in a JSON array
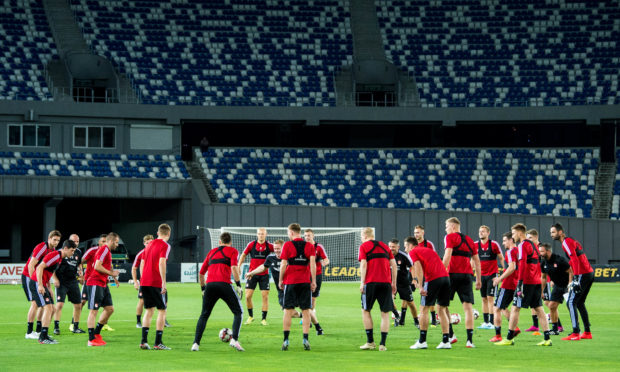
[
  {"x1": 396, "y1": 285, "x2": 414, "y2": 302},
  {"x1": 449, "y1": 273, "x2": 474, "y2": 304},
  {"x1": 480, "y1": 274, "x2": 498, "y2": 298},
  {"x1": 86, "y1": 285, "x2": 113, "y2": 310},
  {"x1": 283, "y1": 283, "x2": 312, "y2": 310},
  {"x1": 81, "y1": 284, "x2": 89, "y2": 303},
  {"x1": 513, "y1": 284, "x2": 542, "y2": 309},
  {"x1": 138, "y1": 288, "x2": 143, "y2": 299},
  {"x1": 312, "y1": 274, "x2": 323, "y2": 298},
  {"x1": 420, "y1": 276, "x2": 450, "y2": 307},
  {"x1": 56, "y1": 281, "x2": 81, "y2": 304},
  {"x1": 361, "y1": 282, "x2": 393, "y2": 312},
  {"x1": 141, "y1": 286, "x2": 168, "y2": 310},
  {"x1": 246, "y1": 274, "x2": 270, "y2": 291},
  {"x1": 22, "y1": 275, "x2": 34, "y2": 302},
  {"x1": 29, "y1": 280, "x2": 54, "y2": 307},
  {"x1": 494, "y1": 288, "x2": 515, "y2": 310},
  {"x1": 549, "y1": 285, "x2": 567, "y2": 303}
]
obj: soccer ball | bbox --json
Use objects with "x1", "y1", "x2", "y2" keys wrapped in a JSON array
[
  {"x1": 450, "y1": 313, "x2": 461, "y2": 325},
  {"x1": 219, "y1": 328, "x2": 232, "y2": 342},
  {"x1": 473, "y1": 309, "x2": 480, "y2": 320}
]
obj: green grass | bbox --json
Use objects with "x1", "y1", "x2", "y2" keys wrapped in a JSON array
[{"x1": 2, "y1": 282, "x2": 619, "y2": 371}]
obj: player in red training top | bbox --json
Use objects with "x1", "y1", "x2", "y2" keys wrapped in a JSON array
[
  {"x1": 414, "y1": 225, "x2": 439, "y2": 327},
  {"x1": 358, "y1": 227, "x2": 397, "y2": 352},
  {"x1": 132, "y1": 234, "x2": 153, "y2": 328},
  {"x1": 496, "y1": 223, "x2": 551, "y2": 346},
  {"x1": 23, "y1": 230, "x2": 61, "y2": 339},
  {"x1": 280, "y1": 223, "x2": 316, "y2": 351},
  {"x1": 443, "y1": 217, "x2": 481, "y2": 348},
  {"x1": 80, "y1": 235, "x2": 109, "y2": 330},
  {"x1": 475, "y1": 225, "x2": 504, "y2": 330},
  {"x1": 139, "y1": 224, "x2": 172, "y2": 350},
  {"x1": 304, "y1": 228, "x2": 329, "y2": 335},
  {"x1": 408, "y1": 236, "x2": 452, "y2": 350},
  {"x1": 550, "y1": 223, "x2": 594, "y2": 341},
  {"x1": 191, "y1": 232, "x2": 244, "y2": 352},
  {"x1": 239, "y1": 228, "x2": 274, "y2": 325},
  {"x1": 85, "y1": 233, "x2": 120, "y2": 347},
  {"x1": 490, "y1": 232, "x2": 521, "y2": 342},
  {"x1": 30, "y1": 239, "x2": 76, "y2": 344}
]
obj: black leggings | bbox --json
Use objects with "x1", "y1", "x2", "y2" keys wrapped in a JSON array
[{"x1": 194, "y1": 282, "x2": 243, "y2": 344}]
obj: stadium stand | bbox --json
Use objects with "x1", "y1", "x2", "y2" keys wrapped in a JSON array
[
  {"x1": 376, "y1": 0, "x2": 620, "y2": 107},
  {"x1": 0, "y1": 151, "x2": 189, "y2": 179},
  {"x1": 0, "y1": 0, "x2": 57, "y2": 101},
  {"x1": 69, "y1": 0, "x2": 353, "y2": 106},
  {"x1": 198, "y1": 147, "x2": 598, "y2": 218},
  {"x1": 611, "y1": 149, "x2": 620, "y2": 220}
]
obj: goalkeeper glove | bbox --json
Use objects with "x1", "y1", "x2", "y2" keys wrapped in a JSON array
[
  {"x1": 235, "y1": 281, "x2": 243, "y2": 298},
  {"x1": 516, "y1": 281, "x2": 524, "y2": 299},
  {"x1": 568, "y1": 279, "x2": 582, "y2": 294}
]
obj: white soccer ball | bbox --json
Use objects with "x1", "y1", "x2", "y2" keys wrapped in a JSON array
[
  {"x1": 128, "y1": 279, "x2": 134, "y2": 284},
  {"x1": 11, "y1": 280, "x2": 17, "y2": 285},
  {"x1": 450, "y1": 313, "x2": 462, "y2": 325},
  {"x1": 219, "y1": 328, "x2": 232, "y2": 342},
  {"x1": 473, "y1": 309, "x2": 480, "y2": 320}
]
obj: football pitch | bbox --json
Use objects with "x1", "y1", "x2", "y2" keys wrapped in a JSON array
[{"x1": 2, "y1": 282, "x2": 619, "y2": 371}]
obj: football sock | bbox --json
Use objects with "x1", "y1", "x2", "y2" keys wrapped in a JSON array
[
  {"x1": 449, "y1": 324, "x2": 454, "y2": 338},
  {"x1": 136, "y1": 315, "x2": 141, "y2": 324},
  {"x1": 442, "y1": 333, "x2": 449, "y2": 343},
  {"x1": 365, "y1": 329, "x2": 374, "y2": 343},
  {"x1": 155, "y1": 330, "x2": 163, "y2": 345},
  {"x1": 431, "y1": 311, "x2": 437, "y2": 324},
  {"x1": 466, "y1": 329, "x2": 473, "y2": 343},
  {"x1": 142, "y1": 327, "x2": 149, "y2": 343},
  {"x1": 489, "y1": 313, "x2": 494, "y2": 323},
  {"x1": 95, "y1": 323, "x2": 104, "y2": 335},
  {"x1": 573, "y1": 327, "x2": 580, "y2": 334},
  {"x1": 414, "y1": 317, "x2": 419, "y2": 325},
  {"x1": 507, "y1": 329, "x2": 515, "y2": 340},
  {"x1": 88, "y1": 328, "x2": 95, "y2": 341},
  {"x1": 392, "y1": 309, "x2": 400, "y2": 319},
  {"x1": 27, "y1": 322, "x2": 33, "y2": 334},
  {"x1": 40, "y1": 327, "x2": 48, "y2": 340},
  {"x1": 401, "y1": 308, "x2": 407, "y2": 321},
  {"x1": 303, "y1": 333, "x2": 309, "y2": 341},
  {"x1": 495, "y1": 326, "x2": 501, "y2": 336},
  {"x1": 483, "y1": 313, "x2": 489, "y2": 323},
  {"x1": 532, "y1": 315, "x2": 539, "y2": 328},
  {"x1": 315, "y1": 323, "x2": 322, "y2": 331},
  {"x1": 380, "y1": 332, "x2": 388, "y2": 346},
  {"x1": 544, "y1": 330, "x2": 550, "y2": 341},
  {"x1": 74, "y1": 321, "x2": 79, "y2": 329},
  {"x1": 248, "y1": 308, "x2": 254, "y2": 318},
  {"x1": 419, "y1": 330, "x2": 427, "y2": 343},
  {"x1": 36, "y1": 321, "x2": 42, "y2": 333},
  {"x1": 558, "y1": 318, "x2": 563, "y2": 328},
  {"x1": 262, "y1": 311, "x2": 267, "y2": 320},
  {"x1": 54, "y1": 320, "x2": 59, "y2": 329},
  {"x1": 552, "y1": 322, "x2": 558, "y2": 331},
  {"x1": 283, "y1": 330, "x2": 290, "y2": 342}
]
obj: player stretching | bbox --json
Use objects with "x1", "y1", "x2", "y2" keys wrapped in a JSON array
[
  {"x1": 359, "y1": 227, "x2": 397, "y2": 351},
  {"x1": 53, "y1": 234, "x2": 84, "y2": 334},
  {"x1": 408, "y1": 236, "x2": 452, "y2": 349},
  {"x1": 23, "y1": 230, "x2": 60, "y2": 339},
  {"x1": 31, "y1": 239, "x2": 76, "y2": 344},
  {"x1": 239, "y1": 228, "x2": 274, "y2": 325},
  {"x1": 524, "y1": 229, "x2": 543, "y2": 334},
  {"x1": 192, "y1": 232, "x2": 244, "y2": 352},
  {"x1": 132, "y1": 234, "x2": 153, "y2": 328},
  {"x1": 85, "y1": 233, "x2": 120, "y2": 347},
  {"x1": 443, "y1": 217, "x2": 481, "y2": 348},
  {"x1": 391, "y1": 238, "x2": 419, "y2": 328},
  {"x1": 139, "y1": 224, "x2": 172, "y2": 350},
  {"x1": 490, "y1": 232, "x2": 520, "y2": 342},
  {"x1": 496, "y1": 223, "x2": 551, "y2": 346},
  {"x1": 414, "y1": 225, "x2": 439, "y2": 327},
  {"x1": 475, "y1": 226, "x2": 504, "y2": 330},
  {"x1": 539, "y1": 243, "x2": 572, "y2": 336},
  {"x1": 550, "y1": 223, "x2": 594, "y2": 340},
  {"x1": 280, "y1": 223, "x2": 316, "y2": 351},
  {"x1": 304, "y1": 229, "x2": 328, "y2": 335}
]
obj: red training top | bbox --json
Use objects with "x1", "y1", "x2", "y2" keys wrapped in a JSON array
[
  {"x1": 476, "y1": 239, "x2": 503, "y2": 276},
  {"x1": 23, "y1": 242, "x2": 52, "y2": 278},
  {"x1": 358, "y1": 240, "x2": 394, "y2": 284},
  {"x1": 409, "y1": 246, "x2": 448, "y2": 282},
  {"x1": 416, "y1": 239, "x2": 436, "y2": 252},
  {"x1": 517, "y1": 240, "x2": 541, "y2": 285},
  {"x1": 281, "y1": 238, "x2": 315, "y2": 285},
  {"x1": 133, "y1": 249, "x2": 145, "y2": 268},
  {"x1": 31, "y1": 250, "x2": 63, "y2": 286},
  {"x1": 82, "y1": 246, "x2": 98, "y2": 281},
  {"x1": 243, "y1": 240, "x2": 274, "y2": 276},
  {"x1": 314, "y1": 243, "x2": 328, "y2": 275},
  {"x1": 562, "y1": 237, "x2": 593, "y2": 276},
  {"x1": 200, "y1": 245, "x2": 239, "y2": 283},
  {"x1": 140, "y1": 239, "x2": 171, "y2": 288},
  {"x1": 444, "y1": 232, "x2": 477, "y2": 274},
  {"x1": 501, "y1": 247, "x2": 519, "y2": 290},
  {"x1": 86, "y1": 245, "x2": 112, "y2": 288}
]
